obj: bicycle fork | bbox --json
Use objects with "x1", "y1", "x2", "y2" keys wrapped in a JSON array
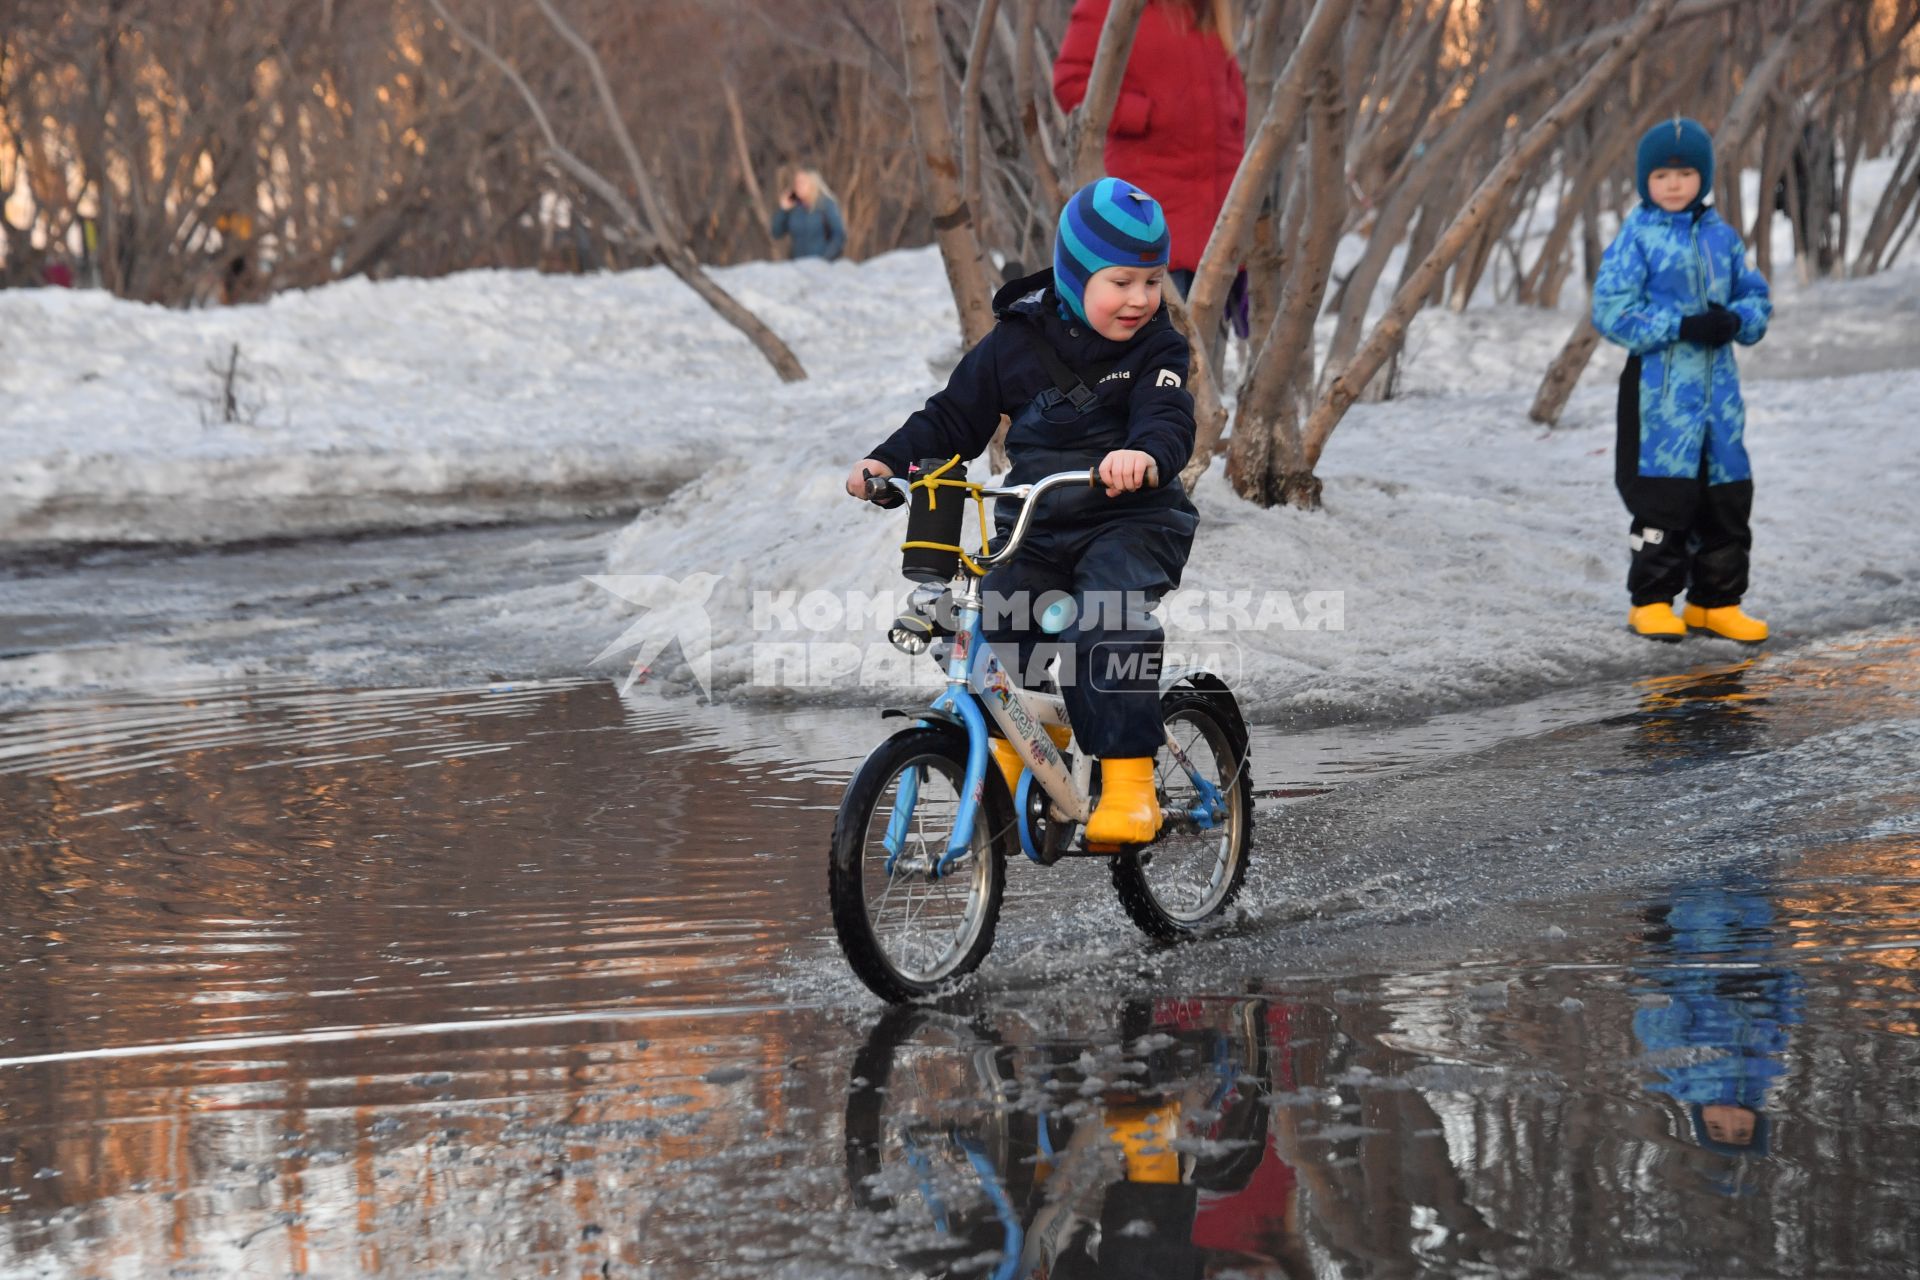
[{"x1": 883, "y1": 577, "x2": 998, "y2": 880}]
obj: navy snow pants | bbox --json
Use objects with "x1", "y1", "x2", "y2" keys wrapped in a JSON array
[{"x1": 977, "y1": 515, "x2": 1193, "y2": 759}]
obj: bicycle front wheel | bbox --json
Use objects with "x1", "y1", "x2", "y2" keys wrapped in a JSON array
[{"x1": 829, "y1": 728, "x2": 1009, "y2": 1002}]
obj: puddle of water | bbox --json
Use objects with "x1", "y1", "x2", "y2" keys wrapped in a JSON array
[
  {"x1": 0, "y1": 632, "x2": 1914, "y2": 1275},
  {"x1": 0, "y1": 680, "x2": 878, "y2": 1069},
  {"x1": 11, "y1": 856, "x2": 1906, "y2": 1278},
  {"x1": 0, "y1": 518, "x2": 625, "y2": 705}
]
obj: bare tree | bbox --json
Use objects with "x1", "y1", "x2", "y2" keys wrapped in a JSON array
[
  {"x1": 1179, "y1": 0, "x2": 1356, "y2": 490},
  {"x1": 1013, "y1": 0, "x2": 1066, "y2": 220},
  {"x1": 1855, "y1": 109, "x2": 1920, "y2": 275},
  {"x1": 961, "y1": 0, "x2": 1004, "y2": 243},
  {"x1": 1295, "y1": 0, "x2": 1684, "y2": 487},
  {"x1": 427, "y1": 0, "x2": 806, "y2": 382},
  {"x1": 721, "y1": 77, "x2": 776, "y2": 254},
  {"x1": 1225, "y1": 57, "x2": 1348, "y2": 509},
  {"x1": 1714, "y1": 0, "x2": 1835, "y2": 235}
]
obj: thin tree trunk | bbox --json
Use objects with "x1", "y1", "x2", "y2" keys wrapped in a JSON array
[
  {"x1": 1884, "y1": 189, "x2": 1920, "y2": 269},
  {"x1": 722, "y1": 78, "x2": 775, "y2": 253},
  {"x1": 961, "y1": 0, "x2": 1002, "y2": 237},
  {"x1": 1751, "y1": 102, "x2": 1792, "y2": 278},
  {"x1": 1529, "y1": 314, "x2": 1602, "y2": 427},
  {"x1": 1715, "y1": 0, "x2": 1834, "y2": 233},
  {"x1": 1013, "y1": 0, "x2": 1064, "y2": 218},
  {"x1": 897, "y1": 0, "x2": 996, "y2": 347},
  {"x1": 1301, "y1": 0, "x2": 1682, "y2": 474},
  {"x1": 1226, "y1": 60, "x2": 1347, "y2": 508},
  {"x1": 1242, "y1": 0, "x2": 1292, "y2": 124},
  {"x1": 1070, "y1": 0, "x2": 1148, "y2": 186},
  {"x1": 1853, "y1": 114, "x2": 1920, "y2": 274},
  {"x1": 1188, "y1": 0, "x2": 1352, "y2": 353},
  {"x1": 1180, "y1": 0, "x2": 1353, "y2": 491}
]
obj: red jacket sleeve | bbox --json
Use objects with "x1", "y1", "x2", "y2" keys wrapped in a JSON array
[{"x1": 1052, "y1": 0, "x2": 1109, "y2": 113}]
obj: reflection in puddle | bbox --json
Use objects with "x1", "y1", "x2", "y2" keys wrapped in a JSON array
[
  {"x1": 1633, "y1": 871, "x2": 1801, "y2": 1175},
  {"x1": 838, "y1": 866, "x2": 1919, "y2": 1279},
  {"x1": 845, "y1": 1000, "x2": 1303, "y2": 1278}
]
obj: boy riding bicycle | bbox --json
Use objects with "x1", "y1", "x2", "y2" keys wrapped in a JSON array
[{"x1": 845, "y1": 178, "x2": 1198, "y2": 851}]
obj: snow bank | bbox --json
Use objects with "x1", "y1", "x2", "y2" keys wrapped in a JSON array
[
  {"x1": 595, "y1": 360, "x2": 1920, "y2": 720},
  {"x1": 0, "y1": 250, "x2": 958, "y2": 544},
  {"x1": 3, "y1": 159, "x2": 1912, "y2": 549},
  {"x1": 4, "y1": 160, "x2": 1917, "y2": 718},
  {"x1": 585, "y1": 158, "x2": 1919, "y2": 720}
]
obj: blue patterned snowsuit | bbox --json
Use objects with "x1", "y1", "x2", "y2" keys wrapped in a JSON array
[{"x1": 1593, "y1": 204, "x2": 1772, "y2": 606}]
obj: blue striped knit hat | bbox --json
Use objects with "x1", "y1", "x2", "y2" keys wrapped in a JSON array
[{"x1": 1053, "y1": 177, "x2": 1171, "y2": 323}]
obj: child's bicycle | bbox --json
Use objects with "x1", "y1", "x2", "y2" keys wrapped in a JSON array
[{"x1": 830, "y1": 461, "x2": 1254, "y2": 1003}]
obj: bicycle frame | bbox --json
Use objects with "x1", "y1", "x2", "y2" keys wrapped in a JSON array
[
  {"x1": 873, "y1": 469, "x2": 1230, "y2": 878},
  {"x1": 895, "y1": 579, "x2": 1229, "y2": 878}
]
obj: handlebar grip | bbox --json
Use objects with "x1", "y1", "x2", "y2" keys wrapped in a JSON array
[
  {"x1": 1088, "y1": 462, "x2": 1162, "y2": 491},
  {"x1": 863, "y1": 470, "x2": 905, "y2": 509}
]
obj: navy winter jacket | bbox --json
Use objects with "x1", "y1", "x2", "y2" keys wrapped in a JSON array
[
  {"x1": 771, "y1": 197, "x2": 846, "y2": 261},
  {"x1": 866, "y1": 269, "x2": 1196, "y2": 530}
]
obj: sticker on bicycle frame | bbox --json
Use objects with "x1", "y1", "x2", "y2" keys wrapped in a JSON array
[
  {"x1": 952, "y1": 629, "x2": 970, "y2": 661},
  {"x1": 997, "y1": 690, "x2": 1059, "y2": 768}
]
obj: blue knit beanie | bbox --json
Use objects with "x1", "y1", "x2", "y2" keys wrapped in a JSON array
[
  {"x1": 1053, "y1": 177, "x2": 1171, "y2": 323},
  {"x1": 1636, "y1": 117, "x2": 1715, "y2": 207}
]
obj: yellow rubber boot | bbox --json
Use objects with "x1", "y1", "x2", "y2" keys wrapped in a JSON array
[
  {"x1": 988, "y1": 725, "x2": 1072, "y2": 796},
  {"x1": 1684, "y1": 602, "x2": 1769, "y2": 643},
  {"x1": 1107, "y1": 1102, "x2": 1182, "y2": 1184},
  {"x1": 1629, "y1": 601, "x2": 1686, "y2": 643},
  {"x1": 1084, "y1": 757, "x2": 1162, "y2": 850}
]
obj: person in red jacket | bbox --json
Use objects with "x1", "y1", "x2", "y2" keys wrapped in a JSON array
[{"x1": 1053, "y1": 0, "x2": 1246, "y2": 297}]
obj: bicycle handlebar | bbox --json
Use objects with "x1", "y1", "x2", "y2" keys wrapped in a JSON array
[{"x1": 861, "y1": 462, "x2": 1159, "y2": 574}]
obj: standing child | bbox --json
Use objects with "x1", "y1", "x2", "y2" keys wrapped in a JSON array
[
  {"x1": 1593, "y1": 117, "x2": 1773, "y2": 643},
  {"x1": 845, "y1": 177, "x2": 1198, "y2": 849}
]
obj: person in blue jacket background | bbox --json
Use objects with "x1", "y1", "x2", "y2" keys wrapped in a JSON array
[
  {"x1": 771, "y1": 167, "x2": 846, "y2": 261},
  {"x1": 844, "y1": 177, "x2": 1198, "y2": 851},
  {"x1": 1593, "y1": 117, "x2": 1773, "y2": 645}
]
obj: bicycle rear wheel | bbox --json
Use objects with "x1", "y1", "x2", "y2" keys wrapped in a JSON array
[
  {"x1": 829, "y1": 727, "x2": 1010, "y2": 1002},
  {"x1": 1110, "y1": 690, "x2": 1253, "y2": 940}
]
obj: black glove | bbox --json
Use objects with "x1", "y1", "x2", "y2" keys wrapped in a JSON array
[{"x1": 1678, "y1": 303, "x2": 1740, "y2": 347}]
